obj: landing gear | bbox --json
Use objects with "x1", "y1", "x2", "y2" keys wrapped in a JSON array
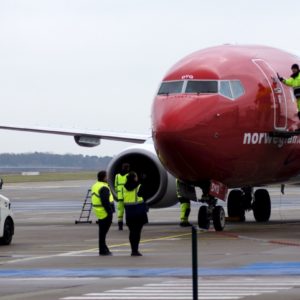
[
  {"x1": 213, "y1": 206, "x2": 226, "y2": 231},
  {"x1": 226, "y1": 187, "x2": 271, "y2": 223},
  {"x1": 253, "y1": 189, "x2": 271, "y2": 222},
  {"x1": 227, "y1": 189, "x2": 245, "y2": 221},
  {"x1": 198, "y1": 206, "x2": 210, "y2": 229},
  {"x1": 198, "y1": 197, "x2": 225, "y2": 231}
]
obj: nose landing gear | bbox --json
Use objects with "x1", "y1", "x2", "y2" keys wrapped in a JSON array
[{"x1": 198, "y1": 196, "x2": 225, "y2": 231}]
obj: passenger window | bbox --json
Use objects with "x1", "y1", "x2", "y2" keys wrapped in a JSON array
[
  {"x1": 230, "y1": 80, "x2": 245, "y2": 98},
  {"x1": 185, "y1": 81, "x2": 218, "y2": 94},
  {"x1": 157, "y1": 81, "x2": 184, "y2": 95},
  {"x1": 219, "y1": 81, "x2": 233, "y2": 99}
]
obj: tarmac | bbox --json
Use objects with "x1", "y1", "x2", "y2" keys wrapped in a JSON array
[{"x1": 0, "y1": 180, "x2": 300, "y2": 299}]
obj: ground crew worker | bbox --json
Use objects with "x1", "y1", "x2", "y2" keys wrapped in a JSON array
[
  {"x1": 176, "y1": 179, "x2": 192, "y2": 227},
  {"x1": 278, "y1": 64, "x2": 300, "y2": 118},
  {"x1": 91, "y1": 170, "x2": 114, "y2": 256},
  {"x1": 123, "y1": 171, "x2": 148, "y2": 256},
  {"x1": 114, "y1": 163, "x2": 130, "y2": 230}
]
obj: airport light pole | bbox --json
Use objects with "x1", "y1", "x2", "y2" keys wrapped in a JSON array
[{"x1": 192, "y1": 225, "x2": 198, "y2": 300}]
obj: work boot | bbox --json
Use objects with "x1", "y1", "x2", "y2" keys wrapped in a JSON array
[
  {"x1": 131, "y1": 251, "x2": 142, "y2": 256},
  {"x1": 118, "y1": 221, "x2": 123, "y2": 231},
  {"x1": 99, "y1": 251, "x2": 112, "y2": 256}
]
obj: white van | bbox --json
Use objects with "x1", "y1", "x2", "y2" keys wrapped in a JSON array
[{"x1": 0, "y1": 179, "x2": 14, "y2": 245}]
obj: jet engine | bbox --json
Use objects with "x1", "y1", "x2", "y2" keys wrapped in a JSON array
[{"x1": 107, "y1": 143, "x2": 177, "y2": 208}]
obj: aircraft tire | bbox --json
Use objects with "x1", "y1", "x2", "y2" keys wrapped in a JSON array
[
  {"x1": 212, "y1": 206, "x2": 225, "y2": 231},
  {"x1": 253, "y1": 189, "x2": 271, "y2": 222},
  {"x1": 0, "y1": 218, "x2": 14, "y2": 245},
  {"x1": 198, "y1": 205, "x2": 210, "y2": 230},
  {"x1": 227, "y1": 189, "x2": 245, "y2": 221}
]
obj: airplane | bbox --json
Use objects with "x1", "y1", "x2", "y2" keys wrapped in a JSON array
[{"x1": 1, "y1": 44, "x2": 300, "y2": 231}]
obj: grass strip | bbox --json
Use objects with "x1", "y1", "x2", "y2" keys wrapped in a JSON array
[{"x1": 0, "y1": 172, "x2": 96, "y2": 183}]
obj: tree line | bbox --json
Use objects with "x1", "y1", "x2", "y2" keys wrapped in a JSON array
[{"x1": 0, "y1": 152, "x2": 112, "y2": 170}]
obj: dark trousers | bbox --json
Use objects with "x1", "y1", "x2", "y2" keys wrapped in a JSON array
[
  {"x1": 98, "y1": 215, "x2": 112, "y2": 254},
  {"x1": 127, "y1": 222, "x2": 144, "y2": 253}
]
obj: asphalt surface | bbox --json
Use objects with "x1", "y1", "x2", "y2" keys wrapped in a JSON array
[{"x1": 0, "y1": 180, "x2": 300, "y2": 300}]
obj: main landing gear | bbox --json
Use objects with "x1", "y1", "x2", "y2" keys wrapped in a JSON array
[
  {"x1": 198, "y1": 196, "x2": 226, "y2": 231},
  {"x1": 197, "y1": 186, "x2": 271, "y2": 230},
  {"x1": 227, "y1": 187, "x2": 271, "y2": 222}
]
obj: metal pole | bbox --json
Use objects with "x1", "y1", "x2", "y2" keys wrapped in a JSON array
[{"x1": 192, "y1": 225, "x2": 198, "y2": 300}]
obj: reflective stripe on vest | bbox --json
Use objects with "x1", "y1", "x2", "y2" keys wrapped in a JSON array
[
  {"x1": 123, "y1": 184, "x2": 143, "y2": 206},
  {"x1": 91, "y1": 181, "x2": 113, "y2": 219}
]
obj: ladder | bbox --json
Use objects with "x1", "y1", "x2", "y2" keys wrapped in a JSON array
[{"x1": 75, "y1": 189, "x2": 93, "y2": 224}]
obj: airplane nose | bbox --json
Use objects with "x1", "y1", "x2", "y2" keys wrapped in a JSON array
[
  {"x1": 153, "y1": 122, "x2": 206, "y2": 182},
  {"x1": 152, "y1": 95, "x2": 219, "y2": 181},
  {"x1": 152, "y1": 94, "x2": 217, "y2": 132},
  {"x1": 151, "y1": 93, "x2": 238, "y2": 183}
]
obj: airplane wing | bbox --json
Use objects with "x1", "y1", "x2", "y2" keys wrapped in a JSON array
[{"x1": 0, "y1": 124, "x2": 150, "y2": 147}]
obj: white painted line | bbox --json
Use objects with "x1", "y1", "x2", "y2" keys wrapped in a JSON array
[
  {"x1": 60, "y1": 277, "x2": 299, "y2": 300},
  {"x1": 86, "y1": 292, "x2": 258, "y2": 296},
  {"x1": 1, "y1": 247, "x2": 98, "y2": 264},
  {"x1": 165, "y1": 279, "x2": 300, "y2": 283},
  {"x1": 8, "y1": 277, "x2": 98, "y2": 281},
  {"x1": 62, "y1": 297, "x2": 241, "y2": 300},
  {"x1": 126, "y1": 287, "x2": 290, "y2": 290},
  {"x1": 146, "y1": 283, "x2": 300, "y2": 286},
  {"x1": 106, "y1": 289, "x2": 278, "y2": 293}
]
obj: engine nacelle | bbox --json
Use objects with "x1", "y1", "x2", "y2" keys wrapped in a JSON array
[{"x1": 107, "y1": 143, "x2": 177, "y2": 208}]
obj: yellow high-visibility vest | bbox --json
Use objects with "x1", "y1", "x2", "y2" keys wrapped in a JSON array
[
  {"x1": 91, "y1": 181, "x2": 113, "y2": 219},
  {"x1": 123, "y1": 184, "x2": 143, "y2": 205},
  {"x1": 283, "y1": 73, "x2": 300, "y2": 101},
  {"x1": 114, "y1": 173, "x2": 128, "y2": 199}
]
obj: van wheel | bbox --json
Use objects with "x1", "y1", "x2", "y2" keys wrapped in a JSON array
[{"x1": 0, "y1": 218, "x2": 14, "y2": 245}]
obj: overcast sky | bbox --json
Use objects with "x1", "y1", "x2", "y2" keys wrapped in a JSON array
[{"x1": 0, "y1": 0, "x2": 299, "y2": 156}]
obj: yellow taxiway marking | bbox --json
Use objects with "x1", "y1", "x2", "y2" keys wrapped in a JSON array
[
  {"x1": 1, "y1": 230, "x2": 238, "y2": 265},
  {"x1": 1, "y1": 231, "x2": 195, "y2": 265}
]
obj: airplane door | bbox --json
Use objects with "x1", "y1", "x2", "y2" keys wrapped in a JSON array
[{"x1": 253, "y1": 59, "x2": 287, "y2": 130}]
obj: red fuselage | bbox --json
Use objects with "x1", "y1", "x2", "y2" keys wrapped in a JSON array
[{"x1": 151, "y1": 45, "x2": 300, "y2": 188}]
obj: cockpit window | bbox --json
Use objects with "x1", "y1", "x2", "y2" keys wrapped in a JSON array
[
  {"x1": 230, "y1": 80, "x2": 245, "y2": 98},
  {"x1": 219, "y1": 80, "x2": 245, "y2": 99},
  {"x1": 157, "y1": 81, "x2": 184, "y2": 95},
  {"x1": 219, "y1": 81, "x2": 233, "y2": 98},
  {"x1": 157, "y1": 79, "x2": 244, "y2": 100},
  {"x1": 186, "y1": 81, "x2": 218, "y2": 93}
]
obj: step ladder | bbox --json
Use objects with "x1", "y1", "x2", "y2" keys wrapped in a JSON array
[{"x1": 75, "y1": 189, "x2": 93, "y2": 224}]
